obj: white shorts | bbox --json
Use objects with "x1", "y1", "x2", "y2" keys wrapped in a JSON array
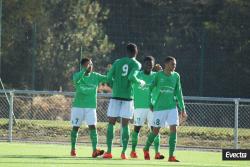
[
  {"x1": 70, "y1": 107, "x2": 97, "y2": 127},
  {"x1": 133, "y1": 108, "x2": 153, "y2": 127},
  {"x1": 107, "y1": 99, "x2": 134, "y2": 119},
  {"x1": 152, "y1": 108, "x2": 179, "y2": 128}
]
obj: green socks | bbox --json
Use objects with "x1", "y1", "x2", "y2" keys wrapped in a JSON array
[
  {"x1": 169, "y1": 132, "x2": 177, "y2": 156},
  {"x1": 71, "y1": 128, "x2": 78, "y2": 150},
  {"x1": 132, "y1": 131, "x2": 159, "y2": 153},
  {"x1": 153, "y1": 134, "x2": 160, "y2": 153},
  {"x1": 144, "y1": 132, "x2": 157, "y2": 151},
  {"x1": 121, "y1": 125, "x2": 130, "y2": 154},
  {"x1": 90, "y1": 129, "x2": 98, "y2": 151},
  {"x1": 106, "y1": 123, "x2": 114, "y2": 153},
  {"x1": 131, "y1": 131, "x2": 139, "y2": 152},
  {"x1": 106, "y1": 123, "x2": 130, "y2": 154}
]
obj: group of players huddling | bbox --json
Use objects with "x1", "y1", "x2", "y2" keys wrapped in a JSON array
[{"x1": 70, "y1": 43, "x2": 187, "y2": 162}]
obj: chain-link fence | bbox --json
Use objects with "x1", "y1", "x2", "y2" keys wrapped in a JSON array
[
  {"x1": 238, "y1": 99, "x2": 250, "y2": 149},
  {"x1": 0, "y1": 90, "x2": 250, "y2": 149}
]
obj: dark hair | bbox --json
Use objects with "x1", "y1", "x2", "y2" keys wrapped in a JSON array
[
  {"x1": 126, "y1": 43, "x2": 137, "y2": 54},
  {"x1": 80, "y1": 57, "x2": 91, "y2": 66},
  {"x1": 164, "y1": 56, "x2": 176, "y2": 63},
  {"x1": 144, "y1": 56, "x2": 155, "y2": 63}
]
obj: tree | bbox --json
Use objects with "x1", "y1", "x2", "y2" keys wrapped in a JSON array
[
  {"x1": 102, "y1": 0, "x2": 250, "y2": 97},
  {"x1": 37, "y1": 0, "x2": 114, "y2": 90},
  {"x1": 2, "y1": 0, "x2": 45, "y2": 89},
  {"x1": 2, "y1": 0, "x2": 114, "y2": 90}
]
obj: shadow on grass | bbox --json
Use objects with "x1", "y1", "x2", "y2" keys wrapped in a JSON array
[
  {"x1": 0, "y1": 155, "x2": 91, "y2": 159},
  {"x1": 0, "y1": 161, "x2": 193, "y2": 167},
  {"x1": 0, "y1": 155, "x2": 152, "y2": 161},
  {"x1": 1, "y1": 155, "x2": 237, "y2": 167},
  {"x1": 0, "y1": 155, "x2": 192, "y2": 166}
]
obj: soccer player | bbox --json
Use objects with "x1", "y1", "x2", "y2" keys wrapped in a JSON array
[
  {"x1": 103, "y1": 43, "x2": 145, "y2": 159},
  {"x1": 70, "y1": 58, "x2": 106, "y2": 158},
  {"x1": 130, "y1": 56, "x2": 164, "y2": 159},
  {"x1": 143, "y1": 56, "x2": 187, "y2": 162}
]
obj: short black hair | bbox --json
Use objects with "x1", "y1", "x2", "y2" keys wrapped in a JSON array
[
  {"x1": 164, "y1": 56, "x2": 176, "y2": 63},
  {"x1": 126, "y1": 43, "x2": 137, "y2": 54},
  {"x1": 80, "y1": 57, "x2": 91, "y2": 66},
  {"x1": 144, "y1": 56, "x2": 155, "y2": 63}
]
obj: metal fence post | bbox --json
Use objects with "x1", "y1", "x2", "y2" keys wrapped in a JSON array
[
  {"x1": 8, "y1": 91, "x2": 14, "y2": 142},
  {"x1": 234, "y1": 98, "x2": 239, "y2": 149}
]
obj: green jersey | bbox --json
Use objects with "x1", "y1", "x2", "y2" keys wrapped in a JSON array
[
  {"x1": 72, "y1": 71, "x2": 107, "y2": 108},
  {"x1": 133, "y1": 71, "x2": 156, "y2": 109},
  {"x1": 107, "y1": 57, "x2": 142, "y2": 99},
  {"x1": 150, "y1": 71, "x2": 185, "y2": 111}
]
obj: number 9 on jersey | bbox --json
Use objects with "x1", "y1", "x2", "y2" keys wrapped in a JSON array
[{"x1": 122, "y1": 64, "x2": 128, "y2": 76}]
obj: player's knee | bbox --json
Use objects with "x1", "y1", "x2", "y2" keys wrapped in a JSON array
[
  {"x1": 121, "y1": 118, "x2": 129, "y2": 127},
  {"x1": 170, "y1": 125, "x2": 177, "y2": 132},
  {"x1": 88, "y1": 125, "x2": 96, "y2": 130},
  {"x1": 150, "y1": 126, "x2": 154, "y2": 131},
  {"x1": 153, "y1": 127, "x2": 160, "y2": 135},
  {"x1": 73, "y1": 126, "x2": 80, "y2": 132},
  {"x1": 134, "y1": 126, "x2": 141, "y2": 133},
  {"x1": 108, "y1": 118, "x2": 116, "y2": 125}
]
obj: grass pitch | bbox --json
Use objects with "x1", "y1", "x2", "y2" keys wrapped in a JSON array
[{"x1": 0, "y1": 142, "x2": 248, "y2": 167}]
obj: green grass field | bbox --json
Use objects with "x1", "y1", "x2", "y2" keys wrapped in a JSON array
[{"x1": 0, "y1": 142, "x2": 248, "y2": 167}]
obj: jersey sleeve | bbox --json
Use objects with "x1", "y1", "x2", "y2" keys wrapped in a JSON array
[
  {"x1": 174, "y1": 74, "x2": 185, "y2": 111},
  {"x1": 128, "y1": 62, "x2": 143, "y2": 84},
  {"x1": 148, "y1": 73, "x2": 157, "y2": 93},
  {"x1": 96, "y1": 73, "x2": 108, "y2": 84},
  {"x1": 149, "y1": 73, "x2": 159, "y2": 107},
  {"x1": 72, "y1": 71, "x2": 83, "y2": 87},
  {"x1": 72, "y1": 71, "x2": 89, "y2": 95},
  {"x1": 72, "y1": 68, "x2": 87, "y2": 87}
]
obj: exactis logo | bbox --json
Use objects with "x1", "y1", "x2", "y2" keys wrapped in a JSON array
[
  {"x1": 222, "y1": 149, "x2": 250, "y2": 160},
  {"x1": 226, "y1": 152, "x2": 247, "y2": 159}
]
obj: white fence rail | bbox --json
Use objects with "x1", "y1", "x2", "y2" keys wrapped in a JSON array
[{"x1": 0, "y1": 89, "x2": 250, "y2": 149}]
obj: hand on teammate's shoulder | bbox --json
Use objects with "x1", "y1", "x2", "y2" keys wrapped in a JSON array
[
  {"x1": 139, "y1": 80, "x2": 146, "y2": 87},
  {"x1": 154, "y1": 64, "x2": 163, "y2": 72},
  {"x1": 107, "y1": 64, "x2": 112, "y2": 70}
]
